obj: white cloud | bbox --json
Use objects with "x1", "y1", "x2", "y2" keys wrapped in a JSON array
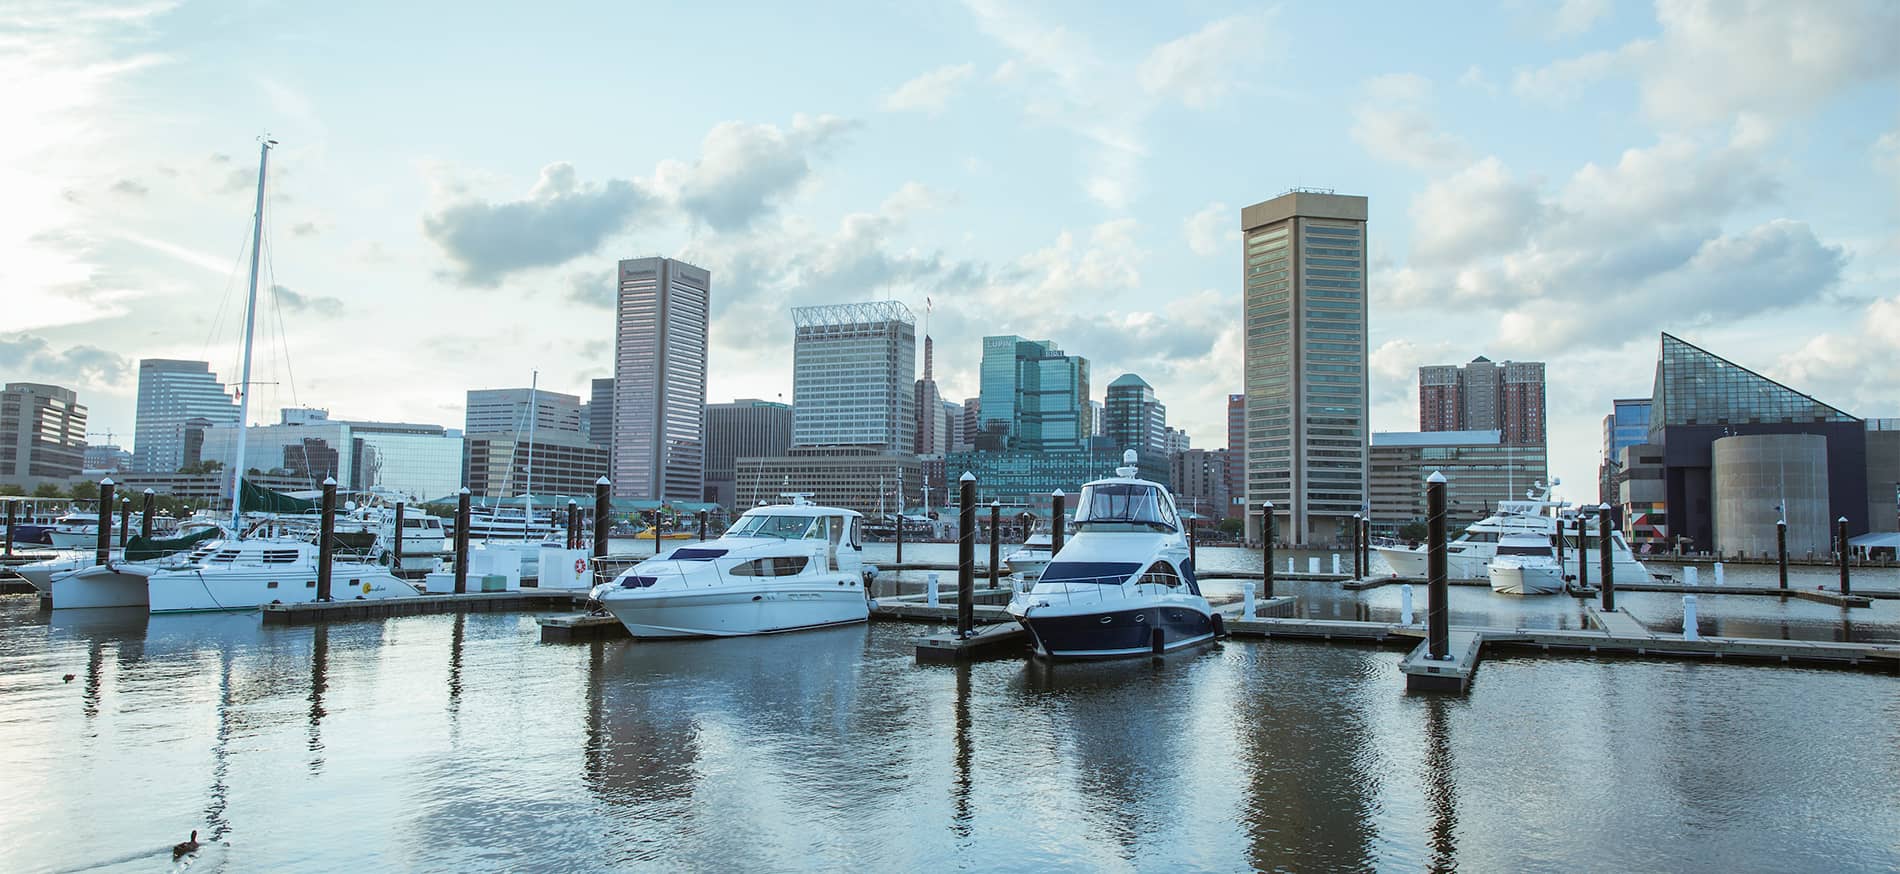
[
  {"x1": 882, "y1": 63, "x2": 976, "y2": 114},
  {"x1": 655, "y1": 114, "x2": 858, "y2": 231},
  {"x1": 1137, "y1": 13, "x2": 1276, "y2": 109},
  {"x1": 1551, "y1": 0, "x2": 1610, "y2": 36},
  {"x1": 1515, "y1": 0, "x2": 1900, "y2": 126},
  {"x1": 1350, "y1": 73, "x2": 1472, "y2": 171},
  {"x1": 1408, "y1": 157, "x2": 1544, "y2": 265},
  {"x1": 1777, "y1": 294, "x2": 1900, "y2": 416},
  {"x1": 1876, "y1": 122, "x2": 1900, "y2": 186},
  {"x1": 1183, "y1": 201, "x2": 1236, "y2": 257}
]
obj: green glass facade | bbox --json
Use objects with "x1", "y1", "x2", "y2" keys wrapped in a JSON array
[
  {"x1": 946, "y1": 445, "x2": 1169, "y2": 511},
  {"x1": 977, "y1": 336, "x2": 1090, "y2": 452}
]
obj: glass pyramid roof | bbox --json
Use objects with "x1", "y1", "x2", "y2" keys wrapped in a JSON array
[{"x1": 1650, "y1": 333, "x2": 1858, "y2": 432}]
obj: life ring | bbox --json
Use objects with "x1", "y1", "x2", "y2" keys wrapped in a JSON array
[{"x1": 574, "y1": 558, "x2": 587, "y2": 575}]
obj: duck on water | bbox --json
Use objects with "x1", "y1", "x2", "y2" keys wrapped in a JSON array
[{"x1": 1007, "y1": 450, "x2": 1219, "y2": 660}]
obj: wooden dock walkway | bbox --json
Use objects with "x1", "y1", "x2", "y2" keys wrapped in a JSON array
[{"x1": 262, "y1": 589, "x2": 583, "y2": 625}]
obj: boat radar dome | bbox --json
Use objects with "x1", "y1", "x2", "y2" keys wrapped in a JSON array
[{"x1": 1115, "y1": 448, "x2": 1139, "y2": 478}]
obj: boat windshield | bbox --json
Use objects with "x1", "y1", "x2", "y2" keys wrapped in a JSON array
[
  {"x1": 728, "y1": 513, "x2": 815, "y2": 539},
  {"x1": 1073, "y1": 483, "x2": 1177, "y2": 531}
]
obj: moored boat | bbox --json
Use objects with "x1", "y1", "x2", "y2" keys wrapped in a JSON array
[{"x1": 1487, "y1": 533, "x2": 1564, "y2": 595}]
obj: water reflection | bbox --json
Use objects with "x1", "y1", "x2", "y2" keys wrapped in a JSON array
[
  {"x1": 950, "y1": 663, "x2": 973, "y2": 841},
  {"x1": 308, "y1": 622, "x2": 328, "y2": 772},
  {"x1": 1233, "y1": 646, "x2": 1380, "y2": 872},
  {"x1": 1422, "y1": 696, "x2": 1458, "y2": 873}
]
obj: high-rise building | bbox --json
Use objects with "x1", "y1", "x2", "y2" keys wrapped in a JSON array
[
  {"x1": 132, "y1": 359, "x2": 239, "y2": 473},
  {"x1": 960, "y1": 398, "x2": 981, "y2": 451},
  {"x1": 978, "y1": 336, "x2": 1090, "y2": 452},
  {"x1": 1225, "y1": 393, "x2": 1245, "y2": 519},
  {"x1": 0, "y1": 383, "x2": 87, "y2": 489},
  {"x1": 1164, "y1": 427, "x2": 1191, "y2": 455},
  {"x1": 1599, "y1": 398, "x2": 1653, "y2": 503},
  {"x1": 465, "y1": 388, "x2": 585, "y2": 436},
  {"x1": 913, "y1": 335, "x2": 949, "y2": 455},
  {"x1": 463, "y1": 430, "x2": 609, "y2": 501},
  {"x1": 943, "y1": 400, "x2": 966, "y2": 452},
  {"x1": 1088, "y1": 400, "x2": 1106, "y2": 437},
  {"x1": 704, "y1": 399, "x2": 794, "y2": 507},
  {"x1": 792, "y1": 301, "x2": 916, "y2": 454},
  {"x1": 1104, "y1": 373, "x2": 1168, "y2": 459},
  {"x1": 1241, "y1": 190, "x2": 1369, "y2": 545},
  {"x1": 1169, "y1": 448, "x2": 1231, "y2": 523},
  {"x1": 1418, "y1": 356, "x2": 1546, "y2": 446},
  {"x1": 613, "y1": 256, "x2": 710, "y2": 501},
  {"x1": 588, "y1": 377, "x2": 614, "y2": 448}
]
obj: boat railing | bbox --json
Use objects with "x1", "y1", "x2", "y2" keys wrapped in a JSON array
[{"x1": 1030, "y1": 575, "x2": 1180, "y2": 606}]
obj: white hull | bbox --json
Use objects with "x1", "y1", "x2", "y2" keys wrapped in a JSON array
[
  {"x1": 602, "y1": 584, "x2": 867, "y2": 638},
  {"x1": 49, "y1": 529, "x2": 127, "y2": 550},
  {"x1": 53, "y1": 561, "x2": 420, "y2": 612},
  {"x1": 1005, "y1": 554, "x2": 1050, "y2": 579},
  {"x1": 14, "y1": 551, "x2": 97, "y2": 591},
  {"x1": 1378, "y1": 546, "x2": 1651, "y2": 582},
  {"x1": 51, "y1": 567, "x2": 149, "y2": 609},
  {"x1": 1488, "y1": 564, "x2": 1563, "y2": 595}
]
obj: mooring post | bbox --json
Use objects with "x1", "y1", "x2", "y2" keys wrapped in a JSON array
[
  {"x1": 894, "y1": 499, "x2": 904, "y2": 564},
  {"x1": 957, "y1": 472, "x2": 976, "y2": 639},
  {"x1": 1681, "y1": 594, "x2": 1699, "y2": 641},
  {"x1": 95, "y1": 477, "x2": 114, "y2": 567},
  {"x1": 1598, "y1": 503, "x2": 1615, "y2": 612},
  {"x1": 1050, "y1": 490, "x2": 1066, "y2": 557},
  {"x1": 697, "y1": 509, "x2": 708, "y2": 544},
  {"x1": 1352, "y1": 513, "x2": 1363, "y2": 579},
  {"x1": 118, "y1": 498, "x2": 130, "y2": 546},
  {"x1": 1575, "y1": 515, "x2": 1589, "y2": 591},
  {"x1": 392, "y1": 501, "x2": 406, "y2": 573},
  {"x1": 1555, "y1": 513, "x2": 1567, "y2": 579},
  {"x1": 1242, "y1": 576, "x2": 1256, "y2": 618},
  {"x1": 988, "y1": 500, "x2": 1000, "y2": 590},
  {"x1": 1776, "y1": 517, "x2": 1788, "y2": 590},
  {"x1": 139, "y1": 489, "x2": 155, "y2": 541},
  {"x1": 317, "y1": 477, "x2": 337, "y2": 602},
  {"x1": 3, "y1": 500, "x2": 14, "y2": 557},
  {"x1": 1188, "y1": 519, "x2": 1197, "y2": 569},
  {"x1": 1838, "y1": 516, "x2": 1850, "y2": 595},
  {"x1": 927, "y1": 572, "x2": 940, "y2": 606},
  {"x1": 564, "y1": 500, "x2": 578, "y2": 549},
  {"x1": 454, "y1": 487, "x2": 471, "y2": 595},
  {"x1": 653, "y1": 511, "x2": 662, "y2": 556},
  {"x1": 1262, "y1": 501, "x2": 1276, "y2": 600},
  {"x1": 1426, "y1": 471, "x2": 1449, "y2": 660},
  {"x1": 1714, "y1": 562, "x2": 1725, "y2": 586},
  {"x1": 592, "y1": 477, "x2": 610, "y2": 586},
  {"x1": 1361, "y1": 514, "x2": 1371, "y2": 578}
]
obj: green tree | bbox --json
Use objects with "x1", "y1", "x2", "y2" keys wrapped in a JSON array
[
  {"x1": 32, "y1": 482, "x2": 64, "y2": 498},
  {"x1": 0, "y1": 484, "x2": 23, "y2": 497},
  {"x1": 1398, "y1": 521, "x2": 1429, "y2": 542},
  {"x1": 69, "y1": 481, "x2": 99, "y2": 500},
  {"x1": 1217, "y1": 517, "x2": 1244, "y2": 535}
]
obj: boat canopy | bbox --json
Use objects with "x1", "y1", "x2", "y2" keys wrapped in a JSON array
[
  {"x1": 1073, "y1": 482, "x2": 1178, "y2": 530},
  {"x1": 240, "y1": 478, "x2": 318, "y2": 514},
  {"x1": 122, "y1": 526, "x2": 223, "y2": 562}
]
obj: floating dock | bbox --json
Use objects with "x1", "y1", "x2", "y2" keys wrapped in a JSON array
[{"x1": 262, "y1": 589, "x2": 584, "y2": 625}]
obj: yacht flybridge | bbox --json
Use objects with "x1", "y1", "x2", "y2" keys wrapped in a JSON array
[
  {"x1": 592, "y1": 496, "x2": 870, "y2": 638},
  {"x1": 1007, "y1": 450, "x2": 1218, "y2": 660},
  {"x1": 1375, "y1": 484, "x2": 1655, "y2": 583}
]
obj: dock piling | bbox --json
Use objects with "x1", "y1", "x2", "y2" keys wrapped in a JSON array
[
  {"x1": 1682, "y1": 594, "x2": 1699, "y2": 641},
  {"x1": 1838, "y1": 516, "x2": 1850, "y2": 595},
  {"x1": 1777, "y1": 518, "x2": 1788, "y2": 589},
  {"x1": 1050, "y1": 490, "x2": 1065, "y2": 557},
  {"x1": 454, "y1": 487, "x2": 471, "y2": 595},
  {"x1": 317, "y1": 477, "x2": 337, "y2": 602},
  {"x1": 95, "y1": 477, "x2": 113, "y2": 566},
  {"x1": 988, "y1": 500, "x2": 1000, "y2": 590},
  {"x1": 1426, "y1": 471, "x2": 1449, "y2": 660},
  {"x1": 1332, "y1": 553, "x2": 1340, "y2": 575},
  {"x1": 1261, "y1": 501, "x2": 1275, "y2": 600},
  {"x1": 565, "y1": 500, "x2": 578, "y2": 549},
  {"x1": 1599, "y1": 503, "x2": 1614, "y2": 612},
  {"x1": 653, "y1": 511, "x2": 662, "y2": 556},
  {"x1": 1576, "y1": 516, "x2": 1589, "y2": 591},
  {"x1": 1555, "y1": 514, "x2": 1566, "y2": 579},
  {"x1": 4, "y1": 500, "x2": 15, "y2": 557},
  {"x1": 1684, "y1": 566, "x2": 1698, "y2": 585},
  {"x1": 592, "y1": 477, "x2": 610, "y2": 586},
  {"x1": 118, "y1": 497, "x2": 130, "y2": 546},
  {"x1": 697, "y1": 509, "x2": 708, "y2": 544},
  {"x1": 895, "y1": 498, "x2": 904, "y2": 564},
  {"x1": 957, "y1": 472, "x2": 976, "y2": 639},
  {"x1": 139, "y1": 489, "x2": 155, "y2": 541},
  {"x1": 1360, "y1": 515, "x2": 1371, "y2": 579},
  {"x1": 393, "y1": 501, "x2": 406, "y2": 571},
  {"x1": 1242, "y1": 579, "x2": 1256, "y2": 618},
  {"x1": 1352, "y1": 513, "x2": 1363, "y2": 578}
]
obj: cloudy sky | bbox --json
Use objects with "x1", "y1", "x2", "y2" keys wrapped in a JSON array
[{"x1": 6, "y1": 0, "x2": 1898, "y2": 495}]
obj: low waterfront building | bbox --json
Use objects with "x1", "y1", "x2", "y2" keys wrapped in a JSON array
[
  {"x1": 1867, "y1": 419, "x2": 1900, "y2": 534},
  {"x1": 1368, "y1": 430, "x2": 1549, "y2": 538},
  {"x1": 944, "y1": 443, "x2": 1168, "y2": 515},
  {"x1": 1, "y1": 383, "x2": 87, "y2": 490},
  {"x1": 463, "y1": 430, "x2": 609, "y2": 500},
  {"x1": 731, "y1": 449, "x2": 923, "y2": 518},
  {"x1": 1614, "y1": 443, "x2": 1667, "y2": 553}
]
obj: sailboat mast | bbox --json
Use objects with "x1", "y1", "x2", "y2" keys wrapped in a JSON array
[
  {"x1": 230, "y1": 138, "x2": 274, "y2": 534},
  {"x1": 524, "y1": 369, "x2": 537, "y2": 528}
]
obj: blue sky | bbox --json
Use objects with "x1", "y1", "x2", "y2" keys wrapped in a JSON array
[{"x1": 6, "y1": 0, "x2": 1898, "y2": 496}]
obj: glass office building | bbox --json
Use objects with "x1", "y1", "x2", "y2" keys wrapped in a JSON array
[
  {"x1": 1599, "y1": 398, "x2": 1652, "y2": 503},
  {"x1": 791, "y1": 301, "x2": 915, "y2": 454},
  {"x1": 613, "y1": 257, "x2": 710, "y2": 501},
  {"x1": 132, "y1": 359, "x2": 240, "y2": 473},
  {"x1": 977, "y1": 336, "x2": 1090, "y2": 452},
  {"x1": 1104, "y1": 373, "x2": 1167, "y2": 459}
]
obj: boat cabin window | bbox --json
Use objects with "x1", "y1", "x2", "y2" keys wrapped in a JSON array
[
  {"x1": 1073, "y1": 483, "x2": 1178, "y2": 531},
  {"x1": 1497, "y1": 544, "x2": 1552, "y2": 556},
  {"x1": 806, "y1": 517, "x2": 828, "y2": 540},
  {"x1": 1139, "y1": 562, "x2": 1182, "y2": 587},
  {"x1": 730, "y1": 556, "x2": 809, "y2": 577},
  {"x1": 728, "y1": 513, "x2": 816, "y2": 540},
  {"x1": 1461, "y1": 531, "x2": 1498, "y2": 543},
  {"x1": 850, "y1": 517, "x2": 862, "y2": 549}
]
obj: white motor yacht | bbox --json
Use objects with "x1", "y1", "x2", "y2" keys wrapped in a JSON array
[
  {"x1": 47, "y1": 510, "x2": 139, "y2": 550},
  {"x1": 592, "y1": 497, "x2": 869, "y2": 638},
  {"x1": 1487, "y1": 533, "x2": 1565, "y2": 595},
  {"x1": 53, "y1": 533, "x2": 420, "y2": 612},
  {"x1": 1007, "y1": 451, "x2": 1218, "y2": 660},
  {"x1": 1376, "y1": 486, "x2": 1654, "y2": 582},
  {"x1": 1004, "y1": 532, "x2": 1053, "y2": 580}
]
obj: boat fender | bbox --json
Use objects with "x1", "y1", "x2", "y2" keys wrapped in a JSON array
[{"x1": 1210, "y1": 613, "x2": 1226, "y2": 638}]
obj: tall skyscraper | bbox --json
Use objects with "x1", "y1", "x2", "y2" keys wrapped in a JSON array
[
  {"x1": 913, "y1": 335, "x2": 949, "y2": 454},
  {"x1": 1104, "y1": 373, "x2": 1168, "y2": 459},
  {"x1": 960, "y1": 398, "x2": 981, "y2": 452},
  {"x1": 0, "y1": 383, "x2": 87, "y2": 489},
  {"x1": 613, "y1": 256, "x2": 710, "y2": 501},
  {"x1": 465, "y1": 388, "x2": 585, "y2": 435},
  {"x1": 978, "y1": 336, "x2": 1090, "y2": 452},
  {"x1": 132, "y1": 359, "x2": 240, "y2": 473},
  {"x1": 1241, "y1": 190, "x2": 1369, "y2": 545},
  {"x1": 1087, "y1": 400, "x2": 1106, "y2": 437},
  {"x1": 1599, "y1": 397, "x2": 1653, "y2": 502},
  {"x1": 943, "y1": 400, "x2": 966, "y2": 452},
  {"x1": 588, "y1": 378, "x2": 614, "y2": 448},
  {"x1": 791, "y1": 301, "x2": 915, "y2": 453},
  {"x1": 704, "y1": 398, "x2": 794, "y2": 506},
  {"x1": 1418, "y1": 356, "x2": 1546, "y2": 446}
]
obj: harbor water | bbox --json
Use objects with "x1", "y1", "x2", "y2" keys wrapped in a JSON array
[{"x1": 3, "y1": 592, "x2": 1898, "y2": 872}]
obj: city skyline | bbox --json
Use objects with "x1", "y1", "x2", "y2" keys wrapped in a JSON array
[{"x1": 9, "y1": 2, "x2": 1900, "y2": 501}]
